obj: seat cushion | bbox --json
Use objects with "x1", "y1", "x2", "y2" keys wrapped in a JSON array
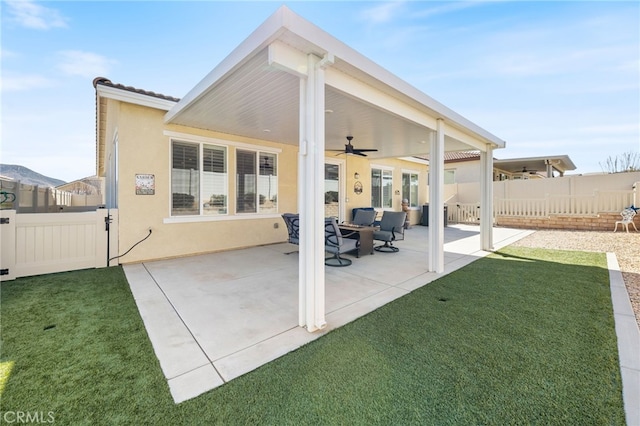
[{"x1": 373, "y1": 230, "x2": 394, "y2": 241}]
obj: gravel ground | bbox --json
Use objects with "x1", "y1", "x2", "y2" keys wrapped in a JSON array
[{"x1": 509, "y1": 229, "x2": 640, "y2": 330}]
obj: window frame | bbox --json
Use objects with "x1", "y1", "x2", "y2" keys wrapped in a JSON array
[
  {"x1": 170, "y1": 139, "x2": 228, "y2": 217},
  {"x1": 370, "y1": 165, "x2": 394, "y2": 209},
  {"x1": 235, "y1": 149, "x2": 278, "y2": 215},
  {"x1": 401, "y1": 170, "x2": 419, "y2": 208},
  {"x1": 164, "y1": 131, "x2": 281, "y2": 224},
  {"x1": 444, "y1": 169, "x2": 456, "y2": 185}
]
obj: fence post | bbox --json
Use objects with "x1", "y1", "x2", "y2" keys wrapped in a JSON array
[
  {"x1": 544, "y1": 193, "x2": 549, "y2": 217},
  {"x1": 0, "y1": 210, "x2": 16, "y2": 281}
]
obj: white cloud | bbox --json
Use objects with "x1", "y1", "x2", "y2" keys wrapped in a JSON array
[
  {"x1": 360, "y1": 1, "x2": 405, "y2": 24},
  {"x1": 0, "y1": 73, "x2": 54, "y2": 92},
  {"x1": 56, "y1": 50, "x2": 117, "y2": 78},
  {"x1": 5, "y1": 0, "x2": 68, "y2": 30},
  {"x1": 0, "y1": 48, "x2": 19, "y2": 60},
  {"x1": 413, "y1": 1, "x2": 496, "y2": 19}
]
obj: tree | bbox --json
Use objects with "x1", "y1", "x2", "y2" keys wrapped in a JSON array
[{"x1": 599, "y1": 151, "x2": 640, "y2": 173}]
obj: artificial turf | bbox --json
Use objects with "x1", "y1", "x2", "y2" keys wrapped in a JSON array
[{"x1": 0, "y1": 246, "x2": 625, "y2": 425}]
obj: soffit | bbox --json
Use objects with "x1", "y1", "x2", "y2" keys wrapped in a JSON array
[{"x1": 494, "y1": 155, "x2": 577, "y2": 174}]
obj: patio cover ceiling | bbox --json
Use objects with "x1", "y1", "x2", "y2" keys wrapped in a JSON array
[
  {"x1": 164, "y1": 6, "x2": 505, "y2": 158},
  {"x1": 494, "y1": 155, "x2": 577, "y2": 175}
]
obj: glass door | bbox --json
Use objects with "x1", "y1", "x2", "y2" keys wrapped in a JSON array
[{"x1": 324, "y1": 161, "x2": 343, "y2": 221}]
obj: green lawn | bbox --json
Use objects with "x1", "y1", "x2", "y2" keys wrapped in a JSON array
[{"x1": 0, "y1": 246, "x2": 625, "y2": 425}]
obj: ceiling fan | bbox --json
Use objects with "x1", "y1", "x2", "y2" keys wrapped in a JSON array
[
  {"x1": 330, "y1": 136, "x2": 378, "y2": 157},
  {"x1": 520, "y1": 167, "x2": 537, "y2": 174}
]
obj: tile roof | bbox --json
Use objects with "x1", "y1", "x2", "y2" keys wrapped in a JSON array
[
  {"x1": 416, "y1": 151, "x2": 481, "y2": 163},
  {"x1": 92, "y1": 77, "x2": 180, "y2": 102}
]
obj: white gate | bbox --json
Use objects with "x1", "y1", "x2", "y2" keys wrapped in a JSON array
[{"x1": 0, "y1": 209, "x2": 118, "y2": 281}]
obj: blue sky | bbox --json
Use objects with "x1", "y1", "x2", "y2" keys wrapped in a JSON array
[{"x1": 1, "y1": 0, "x2": 638, "y2": 182}]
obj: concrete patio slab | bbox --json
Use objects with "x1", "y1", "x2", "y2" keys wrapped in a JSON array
[
  {"x1": 124, "y1": 224, "x2": 536, "y2": 403},
  {"x1": 122, "y1": 223, "x2": 639, "y2": 416}
]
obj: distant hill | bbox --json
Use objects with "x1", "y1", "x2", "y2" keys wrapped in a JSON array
[{"x1": 0, "y1": 164, "x2": 66, "y2": 187}]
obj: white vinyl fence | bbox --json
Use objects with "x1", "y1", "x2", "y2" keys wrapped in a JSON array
[
  {"x1": 449, "y1": 189, "x2": 635, "y2": 224},
  {"x1": 0, "y1": 209, "x2": 118, "y2": 281},
  {"x1": 495, "y1": 190, "x2": 635, "y2": 218}
]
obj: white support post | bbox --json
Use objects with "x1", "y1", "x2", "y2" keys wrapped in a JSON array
[
  {"x1": 480, "y1": 147, "x2": 494, "y2": 251},
  {"x1": 297, "y1": 78, "x2": 307, "y2": 328},
  {"x1": 298, "y1": 53, "x2": 332, "y2": 332},
  {"x1": 428, "y1": 119, "x2": 445, "y2": 273}
]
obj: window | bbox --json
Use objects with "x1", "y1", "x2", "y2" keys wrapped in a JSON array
[
  {"x1": 444, "y1": 169, "x2": 456, "y2": 185},
  {"x1": 371, "y1": 168, "x2": 393, "y2": 208},
  {"x1": 402, "y1": 172, "x2": 419, "y2": 207},
  {"x1": 171, "y1": 140, "x2": 227, "y2": 216},
  {"x1": 236, "y1": 149, "x2": 278, "y2": 214},
  {"x1": 203, "y1": 145, "x2": 227, "y2": 215}
]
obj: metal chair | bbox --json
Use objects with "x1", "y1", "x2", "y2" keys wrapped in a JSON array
[
  {"x1": 281, "y1": 213, "x2": 300, "y2": 253},
  {"x1": 373, "y1": 211, "x2": 407, "y2": 252},
  {"x1": 613, "y1": 208, "x2": 638, "y2": 233},
  {"x1": 325, "y1": 217, "x2": 359, "y2": 266}
]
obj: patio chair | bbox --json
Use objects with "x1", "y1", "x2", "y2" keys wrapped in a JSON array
[
  {"x1": 325, "y1": 217, "x2": 359, "y2": 266},
  {"x1": 281, "y1": 213, "x2": 300, "y2": 253},
  {"x1": 373, "y1": 211, "x2": 407, "y2": 252},
  {"x1": 351, "y1": 209, "x2": 377, "y2": 227},
  {"x1": 613, "y1": 208, "x2": 638, "y2": 233}
]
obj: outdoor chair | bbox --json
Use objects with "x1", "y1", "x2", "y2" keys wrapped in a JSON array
[
  {"x1": 613, "y1": 208, "x2": 638, "y2": 233},
  {"x1": 373, "y1": 211, "x2": 407, "y2": 252},
  {"x1": 325, "y1": 217, "x2": 359, "y2": 266},
  {"x1": 351, "y1": 209, "x2": 377, "y2": 227},
  {"x1": 281, "y1": 213, "x2": 300, "y2": 253}
]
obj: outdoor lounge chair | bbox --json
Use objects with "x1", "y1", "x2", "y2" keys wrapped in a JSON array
[
  {"x1": 373, "y1": 211, "x2": 407, "y2": 252},
  {"x1": 325, "y1": 217, "x2": 359, "y2": 266},
  {"x1": 613, "y1": 208, "x2": 638, "y2": 233},
  {"x1": 351, "y1": 209, "x2": 377, "y2": 227}
]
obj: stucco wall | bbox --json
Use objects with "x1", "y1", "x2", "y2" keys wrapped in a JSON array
[
  {"x1": 362, "y1": 157, "x2": 428, "y2": 225},
  {"x1": 112, "y1": 103, "x2": 298, "y2": 263},
  {"x1": 105, "y1": 100, "x2": 440, "y2": 263}
]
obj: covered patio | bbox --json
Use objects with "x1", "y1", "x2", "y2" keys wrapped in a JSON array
[
  {"x1": 162, "y1": 5, "x2": 506, "y2": 333},
  {"x1": 123, "y1": 224, "x2": 533, "y2": 403}
]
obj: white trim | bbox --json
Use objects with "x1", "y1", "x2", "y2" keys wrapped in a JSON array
[
  {"x1": 370, "y1": 164, "x2": 394, "y2": 171},
  {"x1": 163, "y1": 213, "x2": 281, "y2": 224},
  {"x1": 164, "y1": 130, "x2": 282, "y2": 153},
  {"x1": 401, "y1": 168, "x2": 420, "y2": 175},
  {"x1": 97, "y1": 85, "x2": 177, "y2": 111},
  {"x1": 400, "y1": 156, "x2": 429, "y2": 166}
]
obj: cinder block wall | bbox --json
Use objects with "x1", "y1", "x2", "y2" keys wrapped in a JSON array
[{"x1": 495, "y1": 212, "x2": 638, "y2": 232}]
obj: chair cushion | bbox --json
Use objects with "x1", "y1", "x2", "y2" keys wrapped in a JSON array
[
  {"x1": 352, "y1": 209, "x2": 377, "y2": 226},
  {"x1": 373, "y1": 230, "x2": 394, "y2": 242}
]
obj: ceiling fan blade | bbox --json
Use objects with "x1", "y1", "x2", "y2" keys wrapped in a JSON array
[
  {"x1": 354, "y1": 149, "x2": 378, "y2": 152},
  {"x1": 354, "y1": 152, "x2": 368, "y2": 157}
]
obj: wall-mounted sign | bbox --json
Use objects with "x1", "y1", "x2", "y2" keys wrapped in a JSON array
[
  {"x1": 354, "y1": 181, "x2": 363, "y2": 195},
  {"x1": 135, "y1": 174, "x2": 155, "y2": 195}
]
